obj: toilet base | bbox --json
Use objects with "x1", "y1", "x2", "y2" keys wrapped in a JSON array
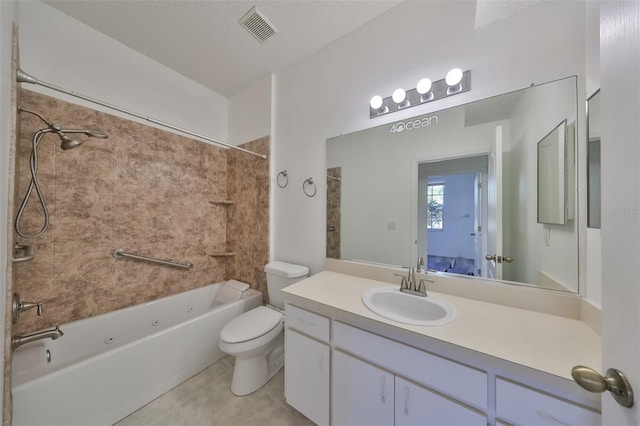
[{"x1": 230, "y1": 333, "x2": 285, "y2": 396}]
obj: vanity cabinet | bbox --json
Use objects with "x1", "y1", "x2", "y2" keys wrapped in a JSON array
[
  {"x1": 284, "y1": 304, "x2": 330, "y2": 425},
  {"x1": 283, "y1": 298, "x2": 600, "y2": 426}
]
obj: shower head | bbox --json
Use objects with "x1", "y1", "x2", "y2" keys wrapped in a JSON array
[
  {"x1": 55, "y1": 128, "x2": 109, "y2": 150},
  {"x1": 58, "y1": 133, "x2": 84, "y2": 150}
]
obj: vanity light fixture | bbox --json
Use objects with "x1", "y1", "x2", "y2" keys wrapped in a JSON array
[{"x1": 369, "y1": 68, "x2": 471, "y2": 119}]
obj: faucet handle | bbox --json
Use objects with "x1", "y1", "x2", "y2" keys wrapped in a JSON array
[
  {"x1": 13, "y1": 293, "x2": 44, "y2": 323},
  {"x1": 20, "y1": 301, "x2": 43, "y2": 316},
  {"x1": 394, "y1": 273, "x2": 409, "y2": 289}
]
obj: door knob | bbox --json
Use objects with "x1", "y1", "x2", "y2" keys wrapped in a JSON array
[
  {"x1": 485, "y1": 255, "x2": 514, "y2": 264},
  {"x1": 571, "y1": 365, "x2": 634, "y2": 408}
]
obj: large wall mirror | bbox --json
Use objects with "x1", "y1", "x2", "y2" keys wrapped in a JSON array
[{"x1": 327, "y1": 76, "x2": 579, "y2": 293}]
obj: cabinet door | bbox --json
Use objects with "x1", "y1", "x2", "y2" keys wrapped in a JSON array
[
  {"x1": 285, "y1": 329, "x2": 330, "y2": 425},
  {"x1": 395, "y1": 376, "x2": 486, "y2": 426},
  {"x1": 332, "y1": 350, "x2": 394, "y2": 426}
]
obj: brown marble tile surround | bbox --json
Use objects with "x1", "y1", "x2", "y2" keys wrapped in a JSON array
[
  {"x1": 13, "y1": 89, "x2": 270, "y2": 334},
  {"x1": 326, "y1": 167, "x2": 341, "y2": 259}
]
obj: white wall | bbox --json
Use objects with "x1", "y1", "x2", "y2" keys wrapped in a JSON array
[
  {"x1": 16, "y1": 1, "x2": 228, "y2": 144},
  {"x1": 228, "y1": 74, "x2": 272, "y2": 145},
  {"x1": 273, "y1": 0, "x2": 587, "y2": 283},
  {"x1": 0, "y1": 3, "x2": 18, "y2": 423}
]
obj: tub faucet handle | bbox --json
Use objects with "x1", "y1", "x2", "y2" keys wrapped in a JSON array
[
  {"x1": 12, "y1": 293, "x2": 43, "y2": 323},
  {"x1": 21, "y1": 301, "x2": 43, "y2": 316}
]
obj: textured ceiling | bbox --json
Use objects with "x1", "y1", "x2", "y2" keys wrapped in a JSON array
[{"x1": 44, "y1": 0, "x2": 403, "y2": 97}]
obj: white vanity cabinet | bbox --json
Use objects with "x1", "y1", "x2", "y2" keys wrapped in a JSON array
[
  {"x1": 284, "y1": 304, "x2": 330, "y2": 426},
  {"x1": 283, "y1": 287, "x2": 600, "y2": 426}
]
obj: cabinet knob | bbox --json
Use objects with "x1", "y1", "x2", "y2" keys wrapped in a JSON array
[{"x1": 571, "y1": 365, "x2": 634, "y2": 408}]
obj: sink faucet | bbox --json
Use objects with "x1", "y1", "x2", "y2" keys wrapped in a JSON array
[
  {"x1": 396, "y1": 267, "x2": 428, "y2": 297},
  {"x1": 12, "y1": 326, "x2": 63, "y2": 350},
  {"x1": 417, "y1": 256, "x2": 424, "y2": 273}
]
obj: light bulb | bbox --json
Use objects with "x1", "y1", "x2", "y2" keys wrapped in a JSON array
[
  {"x1": 370, "y1": 95, "x2": 383, "y2": 110},
  {"x1": 416, "y1": 78, "x2": 432, "y2": 95},
  {"x1": 392, "y1": 88, "x2": 406, "y2": 104},
  {"x1": 445, "y1": 68, "x2": 463, "y2": 87}
]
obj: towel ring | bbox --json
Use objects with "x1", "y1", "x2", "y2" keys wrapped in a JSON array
[
  {"x1": 303, "y1": 178, "x2": 317, "y2": 197},
  {"x1": 277, "y1": 170, "x2": 288, "y2": 188}
]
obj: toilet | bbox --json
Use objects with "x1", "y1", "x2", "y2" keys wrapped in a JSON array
[{"x1": 219, "y1": 261, "x2": 309, "y2": 396}]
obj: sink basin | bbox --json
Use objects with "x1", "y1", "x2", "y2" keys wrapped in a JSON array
[{"x1": 361, "y1": 287, "x2": 456, "y2": 326}]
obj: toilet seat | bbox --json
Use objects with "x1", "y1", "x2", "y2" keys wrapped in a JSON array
[{"x1": 220, "y1": 306, "x2": 283, "y2": 344}]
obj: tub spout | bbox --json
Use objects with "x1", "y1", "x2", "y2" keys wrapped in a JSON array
[{"x1": 12, "y1": 326, "x2": 63, "y2": 350}]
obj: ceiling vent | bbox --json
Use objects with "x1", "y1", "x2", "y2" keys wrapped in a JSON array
[{"x1": 239, "y1": 6, "x2": 278, "y2": 43}]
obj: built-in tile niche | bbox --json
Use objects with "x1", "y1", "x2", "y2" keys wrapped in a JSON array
[{"x1": 14, "y1": 89, "x2": 269, "y2": 334}]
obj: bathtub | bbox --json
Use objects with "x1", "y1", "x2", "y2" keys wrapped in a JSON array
[{"x1": 11, "y1": 281, "x2": 263, "y2": 426}]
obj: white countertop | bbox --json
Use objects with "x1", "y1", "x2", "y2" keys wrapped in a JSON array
[{"x1": 282, "y1": 270, "x2": 601, "y2": 381}]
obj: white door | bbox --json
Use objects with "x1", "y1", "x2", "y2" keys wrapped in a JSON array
[
  {"x1": 486, "y1": 125, "x2": 503, "y2": 280},
  {"x1": 598, "y1": 1, "x2": 640, "y2": 424}
]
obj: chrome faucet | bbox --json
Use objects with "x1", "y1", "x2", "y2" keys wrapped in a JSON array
[
  {"x1": 395, "y1": 267, "x2": 428, "y2": 297},
  {"x1": 12, "y1": 326, "x2": 64, "y2": 350}
]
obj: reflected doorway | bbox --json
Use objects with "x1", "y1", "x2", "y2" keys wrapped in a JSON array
[{"x1": 417, "y1": 156, "x2": 488, "y2": 277}]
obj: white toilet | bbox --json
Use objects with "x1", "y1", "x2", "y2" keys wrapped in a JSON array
[{"x1": 219, "y1": 261, "x2": 309, "y2": 396}]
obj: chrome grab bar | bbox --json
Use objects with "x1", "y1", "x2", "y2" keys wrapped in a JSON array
[
  {"x1": 112, "y1": 248, "x2": 193, "y2": 270},
  {"x1": 13, "y1": 244, "x2": 35, "y2": 263}
]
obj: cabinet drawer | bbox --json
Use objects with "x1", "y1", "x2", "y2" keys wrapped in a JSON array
[
  {"x1": 285, "y1": 304, "x2": 330, "y2": 342},
  {"x1": 334, "y1": 321, "x2": 486, "y2": 410},
  {"x1": 496, "y1": 378, "x2": 600, "y2": 425}
]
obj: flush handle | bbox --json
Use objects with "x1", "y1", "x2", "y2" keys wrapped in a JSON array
[{"x1": 571, "y1": 365, "x2": 634, "y2": 408}]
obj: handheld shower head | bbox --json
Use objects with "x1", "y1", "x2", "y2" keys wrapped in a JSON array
[
  {"x1": 55, "y1": 128, "x2": 109, "y2": 150},
  {"x1": 58, "y1": 133, "x2": 84, "y2": 150}
]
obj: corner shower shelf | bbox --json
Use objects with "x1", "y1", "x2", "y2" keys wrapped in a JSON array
[
  {"x1": 209, "y1": 252, "x2": 236, "y2": 257},
  {"x1": 209, "y1": 200, "x2": 235, "y2": 205}
]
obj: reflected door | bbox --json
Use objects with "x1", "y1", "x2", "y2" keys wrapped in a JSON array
[
  {"x1": 486, "y1": 126, "x2": 503, "y2": 280},
  {"x1": 473, "y1": 173, "x2": 483, "y2": 277}
]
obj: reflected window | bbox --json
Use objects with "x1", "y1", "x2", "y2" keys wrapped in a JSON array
[{"x1": 427, "y1": 183, "x2": 445, "y2": 230}]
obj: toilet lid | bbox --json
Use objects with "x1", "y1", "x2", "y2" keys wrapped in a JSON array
[{"x1": 220, "y1": 306, "x2": 283, "y2": 343}]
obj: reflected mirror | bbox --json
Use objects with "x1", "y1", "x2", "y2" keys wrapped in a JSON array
[
  {"x1": 327, "y1": 76, "x2": 578, "y2": 293},
  {"x1": 587, "y1": 90, "x2": 601, "y2": 228},
  {"x1": 537, "y1": 120, "x2": 575, "y2": 225}
]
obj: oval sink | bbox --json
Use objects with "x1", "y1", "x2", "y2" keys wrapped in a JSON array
[{"x1": 361, "y1": 287, "x2": 456, "y2": 326}]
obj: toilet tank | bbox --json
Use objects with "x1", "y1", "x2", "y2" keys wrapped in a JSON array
[{"x1": 265, "y1": 261, "x2": 309, "y2": 309}]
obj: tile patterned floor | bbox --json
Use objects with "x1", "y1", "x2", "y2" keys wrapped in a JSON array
[{"x1": 115, "y1": 357, "x2": 315, "y2": 426}]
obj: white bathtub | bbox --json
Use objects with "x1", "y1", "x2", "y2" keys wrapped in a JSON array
[{"x1": 11, "y1": 281, "x2": 263, "y2": 426}]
